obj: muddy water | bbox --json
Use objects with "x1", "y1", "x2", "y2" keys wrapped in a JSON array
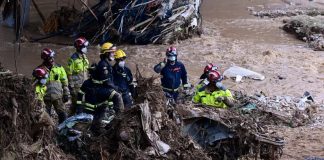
[
  {"x1": 0, "y1": 0, "x2": 324, "y2": 159},
  {"x1": 0, "y1": 0, "x2": 323, "y2": 99}
]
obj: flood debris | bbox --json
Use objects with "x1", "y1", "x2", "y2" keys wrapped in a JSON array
[
  {"x1": 1, "y1": 63, "x2": 321, "y2": 160},
  {"x1": 36, "y1": 0, "x2": 202, "y2": 44},
  {"x1": 223, "y1": 66, "x2": 265, "y2": 81},
  {"x1": 250, "y1": 8, "x2": 324, "y2": 18},
  {"x1": 0, "y1": 63, "x2": 73, "y2": 160},
  {"x1": 282, "y1": 15, "x2": 324, "y2": 50}
]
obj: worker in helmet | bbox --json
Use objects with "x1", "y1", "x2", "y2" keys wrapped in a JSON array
[
  {"x1": 66, "y1": 37, "x2": 90, "y2": 115},
  {"x1": 37, "y1": 48, "x2": 70, "y2": 123},
  {"x1": 193, "y1": 70, "x2": 234, "y2": 108},
  {"x1": 76, "y1": 64, "x2": 124, "y2": 135},
  {"x1": 200, "y1": 63, "x2": 220, "y2": 80},
  {"x1": 32, "y1": 67, "x2": 49, "y2": 102},
  {"x1": 96, "y1": 42, "x2": 125, "y2": 112},
  {"x1": 113, "y1": 49, "x2": 134, "y2": 108},
  {"x1": 154, "y1": 46, "x2": 190, "y2": 101},
  {"x1": 196, "y1": 63, "x2": 225, "y2": 91}
]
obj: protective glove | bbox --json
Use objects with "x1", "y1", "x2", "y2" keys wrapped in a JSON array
[
  {"x1": 216, "y1": 96, "x2": 225, "y2": 102},
  {"x1": 63, "y1": 95, "x2": 70, "y2": 103},
  {"x1": 183, "y1": 84, "x2": 191, "y2": 96}
]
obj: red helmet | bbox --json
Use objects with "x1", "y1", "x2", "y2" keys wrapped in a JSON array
[
  {"x1": 208, "y1": 70, "x2": 222, "y2": 82},
  {"x1": 74, "y1": 37, "x2": 89, "y2": 49},
  {"x1": 166, "y1": 46, "x2": 177, "y2": 57},
  {"x1": 204, "y1": 63, "x2": 219, "y2": 73},
  {"x1": 33, "y1": 67, "x2": 48, "y2": 79},
  {"x1": 41, "y1": 48, "x2": 55, "y2": 60}
]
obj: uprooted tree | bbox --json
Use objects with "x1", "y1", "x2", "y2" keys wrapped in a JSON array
[{"x1": 38, "y1": 0, "x2": 202, "y2": 44}]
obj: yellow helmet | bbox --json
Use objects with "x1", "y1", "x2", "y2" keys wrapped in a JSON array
[
  {"x1": 115, "y1": 49, "x2": 127, "y2": 59},
  {"x1": 100, "y1": 42, "x2": 116, "y2": 53}
]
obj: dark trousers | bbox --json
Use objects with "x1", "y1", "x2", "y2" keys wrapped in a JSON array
[
  {"x1": 44, "y1": 98, "x2": 67, "y2": 124},
  {"x1": 122, "y1": 92, "x2": 133, "y2": 109},
  {"x1": 164, "y1": 90, "x2": 179, "y2": 102}
]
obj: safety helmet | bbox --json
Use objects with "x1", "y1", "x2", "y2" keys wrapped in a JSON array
[
  {"x1": 208, "y1": 70, "x2": 222, "y2": 82},
  {"x1": 100, "y1": 42, "x2": 116, "y2": 53},
  {"x1": 33, "y1": 67, "x2": 48, "y2": 79},
  {"x1": 74, "y1": 37, "x2": 89, "y2": 49},
  {"x1": 41, "y1": 48, "x2": 55, "y2": 60},
  {"x1": 204, "y1": 63, "x2": 219, "y2": 73},
  {"x1": 114, "y1": 49, "x2": 127, "y2": 59},
  {"x1": 166, "y1": 46, "x2": 177, "y2": 57}
]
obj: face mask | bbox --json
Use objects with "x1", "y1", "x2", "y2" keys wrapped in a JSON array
[
  {"x1": 108, "y1": 54, "x2": 115, "y2": 61},
  {"x1": 118, "y1": 60, "x2": 125, "y2": 68},
  {"x1": 167, "y1": 55, "x2": 176, "y2": 61},
  {"x1": 81, "y1": 47, "x2": 87, "y2": 54},
  {"x1": 40, "y1": 78, "x2": 47, "y2": 85}
]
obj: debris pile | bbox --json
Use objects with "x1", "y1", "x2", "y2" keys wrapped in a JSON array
[
  {"x1": 250, "y1": 8, "x2": 324, "y2": 18},
  {"x1": 57, "y1": 75, "x2": 287, "y2": 159},
  {"x1": 0, "y1": 63, "x2": 73, "y2": 160},
  {"x1": 282, "y1": 15, "x2": 324, "y2": 51},
  {"x1": 39, "y1": 0, "x2": 202, "y2": 44},
  {"x1": 43, "y1": 6, "x2": 81, "y2": 33}
]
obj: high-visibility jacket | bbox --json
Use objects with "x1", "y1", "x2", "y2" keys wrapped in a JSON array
[
  {"x1": 66, "y1": 53, "x2": 89, "y2": 88},
  {"x1": 193, "y1": 86, "x2": 233, "y2": 108},
  {"x1": 35, "y1": 84, "x2": 47, "y2": 101},
  {"x1": 40, "y1": 64, "x2": 69, "y2": 100}
]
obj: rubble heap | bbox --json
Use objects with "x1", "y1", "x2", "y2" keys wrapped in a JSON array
[
  {"x1": 0, "y1": 63, "x2": 73, "y2": 160},
  {"x1": 58, "y1": 74, "x2": 287, "y2": 160}
]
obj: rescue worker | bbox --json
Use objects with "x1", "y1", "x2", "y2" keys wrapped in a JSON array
[
  {"x1": 193, "y1": 70, "x2": 234, "y2": 108},
  {"x1": 76, "y1": 65, "x2": 124, "y2": 134},
  {"x1": 113, "y1": 49, "x2": 134, "y2": 108},
  {"x1": 96, "y1": 42, "x2": 125, "y2": 112},
  {"x1": 38, "y1": 48, "x2": 70, "y2": 123},
  {"x1": 32, "y1": 67, "x2": 48, "y2": 103},
  {"x1": 200, "y1": 63, "x2": 220, "y2": 80},
  {"x1": 196, "y1": 63, "x2": 224, "y2": 91},
  {"x1": 66, "y1": 37, "x2": 90, "y2": 115},
  {"x1": 154, "y1": 46, "x2": 190, "y2": 101}
]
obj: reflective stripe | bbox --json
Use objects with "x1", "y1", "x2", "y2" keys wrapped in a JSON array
[
  {"x1": 109, "y1": 90, "x2": 116, "y2": 99},
  {"x1": 78, "y1": 90, "x2": 85, "y2": 95},
  {"x1": 91, "y1": 79, "x2": 108, "y2": 84},
  {"x1": 85, "y1": 103, "x2": 96, "y2": 108},
  {"x1": 108, "y1": 102, "x2": 113, "y2": 105},
  {"x1": 163, "y1": 87, "x2": 179, "y2": 92},
  {"x1": 84, "y1": 101, "x2": 111, "y2": 110},
  {"x1": 84, "y1": 107, "x2": 95, "y2": 111},
  {"x1": 76, "y1": 101, "x2": 83, "y2": 105}
]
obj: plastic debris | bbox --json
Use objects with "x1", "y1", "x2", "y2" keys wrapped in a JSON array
[{"x1": 223, "y1": 66, "x2": 265, "y2": 80}]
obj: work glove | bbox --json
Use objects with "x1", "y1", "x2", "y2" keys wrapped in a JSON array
[
  {"x1": 63, "y1": 95, "x2": 70, "y2": 103},
  {"x1": 216, "y1": 96, "x2": 226, "y2": 102},
  {"x1": 183, "y1": 84, "x2": 191, "y2": 96}
]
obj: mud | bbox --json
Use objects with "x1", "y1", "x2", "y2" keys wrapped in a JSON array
[{"x1": 0, "y1": 0, "x2": 323, "y2": 159}]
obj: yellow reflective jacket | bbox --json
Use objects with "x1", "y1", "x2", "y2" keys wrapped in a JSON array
[
  {"x1": 66, "y1": 53, "x2": 89, "y2": 76},
  {"x1": 43, "y1": 64, "x2": 69, "y2": 99},
  {"x1": 35, "y1": 84, "x2": 47, "y2": 101},
  {"x1": 66, "y1": 53, "x2": 89, "y2": 88},
  {"x1": 193, "y1": 86, "x2": 233, "y2": 108}
]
